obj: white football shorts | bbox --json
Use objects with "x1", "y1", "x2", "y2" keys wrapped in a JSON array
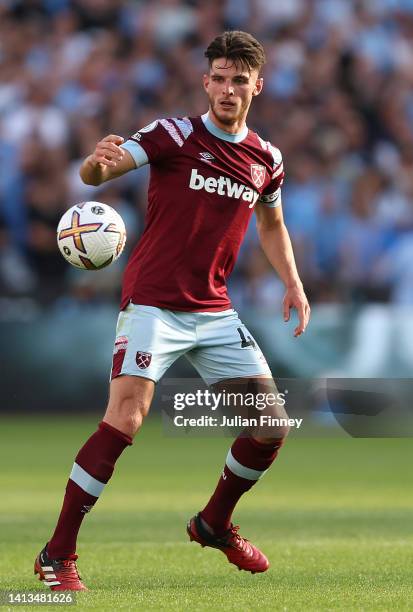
[{"x1": 111, "y1": 303, "x2": 272, "y2": 384}]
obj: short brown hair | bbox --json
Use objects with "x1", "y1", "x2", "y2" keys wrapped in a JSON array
[{"x1": 204, "y1": 31, "x2": 266, "y2": 74}]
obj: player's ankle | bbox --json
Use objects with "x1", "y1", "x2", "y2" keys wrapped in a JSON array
[
  {"x1": 199, "y1": 516, "x2": 214, "y2": 534},
  {"x1": 199, "y1": 514, "x2": 229, "y2": 536}
]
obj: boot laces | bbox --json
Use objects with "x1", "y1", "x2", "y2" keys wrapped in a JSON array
[
  {"x1": 227, "y1": 525, "x2": 249, "y2": 551},
  {"x1": 57, "y1": 556, "x2": 82, "y2": 583}
]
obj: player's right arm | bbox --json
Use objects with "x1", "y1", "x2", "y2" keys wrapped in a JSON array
[
  {"x1": 79, "y1": 134, "x2": 136, "y2": 186},
  {"x1": 81, "y1": 118, "x2": 189, "y2": 185}
]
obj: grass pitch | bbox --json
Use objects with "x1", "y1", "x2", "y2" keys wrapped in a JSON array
[{"x1": 0, "y1": 416, "x2": 412, "y2": 611}]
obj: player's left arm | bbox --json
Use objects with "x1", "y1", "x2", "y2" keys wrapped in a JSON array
[{"x1": 255, "y1": 204, "x2": 310, "y2": 337}]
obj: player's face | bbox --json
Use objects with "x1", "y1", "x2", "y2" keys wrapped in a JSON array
[{"x1": 203, "y1": 59, "x2": 263, "y2": 131}]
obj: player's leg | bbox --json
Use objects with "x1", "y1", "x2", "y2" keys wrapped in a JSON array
[
  {"x1": 35, "y1": 304, "x2": 194, "y2": 590},
  {"x1": 186, "y1": 311, "x2": 288, "y2": 572},
  {"x1": 104, "y1": 374, "x2": 154, "y2": 436},
  {"x1": 197, "y1": 375, "x2": 288, "y2": 528},
  {"x1": 187, "y1": 376, "x2": 288, "y2": 573},
  {"x1": 47, "y1": 376, "x2": 154, "y2": 556},
  {"x1": 34, "y1": 375, "x2": 154, "y2": 590}
]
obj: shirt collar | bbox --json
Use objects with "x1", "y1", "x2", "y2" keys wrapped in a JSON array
[{"x1": 201, "y1": 112, "x2": 248, "y2": 143}]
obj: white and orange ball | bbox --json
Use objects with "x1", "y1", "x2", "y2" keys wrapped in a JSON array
[{"x1": 57, "y1": 202, "x2": 126, "y2": 270}]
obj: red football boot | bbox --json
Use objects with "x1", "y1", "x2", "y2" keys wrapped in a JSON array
[
  {"x1": 187, "y1": 513, "x2": 269, "y2": 573},
  {"x1": 34, "y1": 545, "x2": 87, "y2": 591}
]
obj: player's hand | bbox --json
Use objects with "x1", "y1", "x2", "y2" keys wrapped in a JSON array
[
  {"x1": 283, "y1": 284, "x2": 310, "y2": 337},
  {"x1": 90, "y1": 134, "x2": 125, "y2": 168}
]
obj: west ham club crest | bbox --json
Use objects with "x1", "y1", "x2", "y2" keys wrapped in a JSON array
[
  {"x1": 136, "y1": 351, "x2": 152, "y2": 369},
  {"x1": 250, "y1": 164, "x2": 266, "y2": 189}
]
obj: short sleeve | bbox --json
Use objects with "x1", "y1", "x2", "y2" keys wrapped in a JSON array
[
  {"x1": 259, "y1": 144, "x2": 284, "y2": 208},
  {"x1": 121, "y1": 117, "x2": 193, "y2": 166}
]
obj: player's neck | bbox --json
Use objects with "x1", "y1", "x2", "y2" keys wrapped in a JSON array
[{"x1": 207, "y1": 109, "x2": 247, "y2": 135}]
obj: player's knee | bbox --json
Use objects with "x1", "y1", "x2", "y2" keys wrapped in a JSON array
[
  {"x1": 252, "y1": 423, "x2": 290, "y2": 445},
  {"x1": 106, "y1": 404, "x2": 146, "y2": 437},
  {"x1": 121, "y1": 395, "x2": 149, "y2": 426},
  {"x1": 278, "y1": 422, "x2": 291, "y2": 440},
  {"x1": 105, "y1": 376, "x2": 154, "y2": 437},
  {"x1": 121, "y1": 411, "x2": 143, "y2": 436},
  {"x1": 105, "y1": 394, "x2": 150, "y2": 437}
]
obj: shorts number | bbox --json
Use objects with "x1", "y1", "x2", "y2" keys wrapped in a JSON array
[{"x1": 237, "y1": 327, "x2": 256, "y2": 349}]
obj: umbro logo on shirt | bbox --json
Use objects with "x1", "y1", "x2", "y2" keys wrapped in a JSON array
[{"x1": 199, "y1": 151, "x2": 215, "y2": 163}]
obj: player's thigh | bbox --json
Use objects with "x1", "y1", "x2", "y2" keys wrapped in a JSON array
[
  {"x1": 110, "y1": 303, "x2": 194, "y2": 384},
  {"x1": 187, "y1": 310, "x2": 272, "y2": 384},
  {"x1": 106, "y1": 303, "x2": 194, "y2": 435}
]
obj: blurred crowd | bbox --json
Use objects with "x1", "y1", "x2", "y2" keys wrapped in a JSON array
[{"x1": 1, "y1": 0, "x2": 413, "y2": 312}]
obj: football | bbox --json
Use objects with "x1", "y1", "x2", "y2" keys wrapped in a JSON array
[{"x1": 57, "y1": 201, "x2": 126, "y2": 270}]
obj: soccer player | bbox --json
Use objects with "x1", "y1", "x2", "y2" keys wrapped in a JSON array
[{"x1": 34, "y1": 31, "x2": 310, "y2": 590}]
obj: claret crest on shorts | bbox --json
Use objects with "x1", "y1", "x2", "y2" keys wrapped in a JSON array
[{"x1": 136, "y1": 351, "x2": 152, "y2": 369}]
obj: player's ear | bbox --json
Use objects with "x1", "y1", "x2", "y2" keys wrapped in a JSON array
[
  {"x1": 252, "y1": 77, "x2": 263, "y2": 97},
  {"x1": 203, "y1": 73, "x2": 210, "y2": 92}
]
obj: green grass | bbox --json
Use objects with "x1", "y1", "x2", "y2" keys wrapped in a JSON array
[{"x1": 0, "y1": 416, "x2": 412, "y2": 611}]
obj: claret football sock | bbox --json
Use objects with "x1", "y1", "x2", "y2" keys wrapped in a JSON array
[
  {"x1": 200, "y1": 434, "x2": 284, "y2": 536},
  {"x1": 47, "y1": 421, "x2": 132, "y2": 559}
]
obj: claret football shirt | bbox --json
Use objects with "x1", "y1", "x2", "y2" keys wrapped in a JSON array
[{"x1": 120, "y1": 112, "x2": 284, "y2": 312}]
